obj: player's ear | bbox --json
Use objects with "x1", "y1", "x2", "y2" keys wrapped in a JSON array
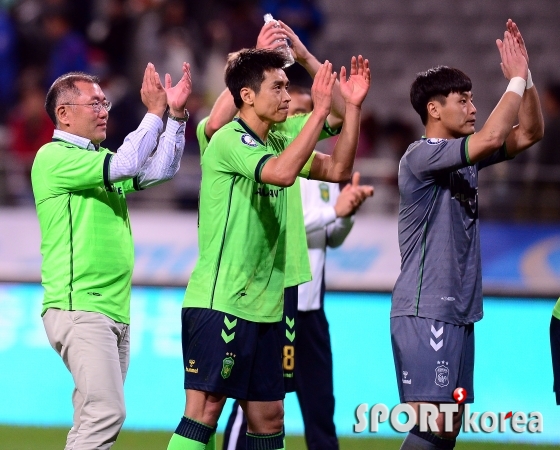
[
  {"x1": 56, "y1": 104, "x2": 71, "y2": 127},
  {"x1": 240, "y1": 87, "x2": 254, "y2": 107},
  {"x1": 427, "y1": 101, "x2": 441, "y2": 121}
]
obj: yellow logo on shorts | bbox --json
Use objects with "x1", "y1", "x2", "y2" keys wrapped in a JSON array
[{"x1": 186, "y1": 359, "x2": 198, "y2": 374}]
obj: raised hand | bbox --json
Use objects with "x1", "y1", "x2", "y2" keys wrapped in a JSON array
[
  {"x1": 256, "y1": 21, "x2": 288, "y2": 51},
  {"x1": 165, "y1": 62, "x2": 192, "y2": 116},
  {"x1": 140, "y1": 62, "x2": 168, "y2": 117},
  {"x1": 311, "y1": 61, "x2": 337, "y2": 119},
  {"x1": 496, "y1": 30, "x2": 528, "y2": 81},
  {"x1": 339, "y1": 55, "x2": 371, "y2": 107},
  {"x1": 507, "y1": 19, "x2": 529, "y2": 64},
  {"x1": 278, "y1": 20, "x2": 311, "y2": 64},
  {"x1": 335, "y1": 172, "x2": 374, "y2": 217}
]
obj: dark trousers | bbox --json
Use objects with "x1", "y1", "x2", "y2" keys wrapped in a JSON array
[{"x1": 222, "y1": 307, "x2": 338, "y2": 450}]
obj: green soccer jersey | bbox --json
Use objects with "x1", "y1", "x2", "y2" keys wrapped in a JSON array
[
  {"x1": 195, "y1": 114, "x2": 338, "y2": 290},
  {"x1": 31, "y1": 139, "x2": 138, "y2": 324},
  {"x1": 553, "y1": 298, "x2": 560, "y2": 320},
  {"x1": 186, "y1": 117, "x2": 315, "y2": 322},
  {"x1": 273, "y1": 113, "x2": 339, "y2": 288}
]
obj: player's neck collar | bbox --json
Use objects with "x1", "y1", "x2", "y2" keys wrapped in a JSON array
[{"x1": 234, "y1": 117, "x2": 265, "y2": 146}]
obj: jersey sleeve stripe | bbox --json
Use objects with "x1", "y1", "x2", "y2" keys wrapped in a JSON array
[
  {"x1": 133, "y1": 176, "x2": 141, "y2": 191},
  {"x1": 461, "y1": 136, "x2": 471, "y2": 166},
  {"x1": 103, "y1": 153, "x2": 113, "y2": 191},
  {"x1": 254, "y1": 154, "x2": 274, "y2": 183},
  {"x1": 322, "y1": 120, "x2": 341, "y2": 136}
]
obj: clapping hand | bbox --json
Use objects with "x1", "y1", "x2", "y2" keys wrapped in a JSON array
[
  {"x1": 165, "y1": 62, "x2": 192, "y2": 117},
  {"x1": 339, "y1": 55, "x2": 371, "y2": 108},
  {"x1": 140, "y1": 62, "x2": 168, "y2": 117}
]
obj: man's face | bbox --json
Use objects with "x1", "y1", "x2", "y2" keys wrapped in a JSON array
[
  {"x1": 252, "y1": 69, "x2": 291, "y2": 123},
  {"x1": 58, "y1": 81, "x2": 109, "y2": 144},
  {"x1": 287, "y1": 92, "x2": 312, "y2": 116},
  {"x1": 436, "y1": 91, "x2": 476, "y2": 138}
]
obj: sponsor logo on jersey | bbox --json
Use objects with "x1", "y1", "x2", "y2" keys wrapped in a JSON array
[
  {"x1": 254, "y1": 187, "x2": 284, "y2": 197},
  {"x1": 435, "y1": 361, "x2": 449, "y2": 387},
  {"x1": 426, "y1": 138, "x2": 446, "y2": 145},
  {"x1": 241, "y1": 133, "x2": 258, "y2": 147}
]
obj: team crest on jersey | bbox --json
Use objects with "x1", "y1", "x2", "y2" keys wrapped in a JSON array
[
  {"x1": 434, "y1": 361, "x2": 449, "y2": 387},
  {"x1": 221, "y1": 355, "x2": 235, "y2": 379},
  {"x1": 426, "y1": 138, "x2": 446, "y2": 145},
  {"x1": 241, "y1": 133, "x2": 258, "y2": 147},
  {"x1": 319, "y1": 183, "x2": 330, "y2": 202}
]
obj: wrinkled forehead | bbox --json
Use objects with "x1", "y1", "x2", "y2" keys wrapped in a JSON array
[{"x1": 73, "y1": 81, "x2": 106, "y2": 101}]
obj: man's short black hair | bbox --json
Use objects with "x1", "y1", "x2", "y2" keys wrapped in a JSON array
[
  {"x1": 45, "y1": 72, "x2": 100, "y2": 125},
  {"x1": 225, "y1": 48, "x2": 290, "y2": 109},
  {"x1": 410, "y1": 66, "x2": 472, "y2": 125}
]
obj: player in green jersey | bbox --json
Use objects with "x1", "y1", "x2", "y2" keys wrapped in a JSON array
[
  {"x1": 32, "y1": 61, "x2": 192, "y2": 450},
  {"x1": 167, "y1": 47, "x2": 370, "y2": 450}
]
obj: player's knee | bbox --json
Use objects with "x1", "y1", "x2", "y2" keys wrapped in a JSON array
[{"x1": 247, "y1": 401, "x2": 284, "y2": 433}]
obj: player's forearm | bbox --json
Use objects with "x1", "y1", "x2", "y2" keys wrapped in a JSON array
[
  {"x1": 517, "y1": 87, "x2": 544, "y2": 145},
  {"x1": 261, "y1": 112, "x2": 325, "y2": 186},
  {"x1": 205, "y1": 89, "x2": 238, "y2": 139},
  {"x1": 327, "y1": 216, "x2": 354, "y2": 248},
  {"x1": 468, "y1": 91, "x2": 524, "y2": 163},
  {"x1": 304, "y1": 205, "x2": 337, "y2": 234},
  {"x1": 136, "y1": 121, "x2": 185, "y2": 188},
  {"x1": 109, "y1": 113, "x2": 163, "y2": 182},
  {"x1": 299, "y1": 54, "x2": 345, "y2": 124},
  {"x1": 318, "y1": 104, "x2": 361, "y2": 182}
]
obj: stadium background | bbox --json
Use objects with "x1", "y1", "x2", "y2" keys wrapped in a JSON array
[{"x1": 1, "y1": 0, "x2": 560, "y2": 448}]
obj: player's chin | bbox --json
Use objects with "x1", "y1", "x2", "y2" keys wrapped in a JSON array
[{"x1": 276, "y1": 109, "x2": 289, "y2": 122}]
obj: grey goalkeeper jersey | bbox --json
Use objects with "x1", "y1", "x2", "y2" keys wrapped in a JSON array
[{"x1": 391, "y1": 136, "x2": 508, "y2": 325}]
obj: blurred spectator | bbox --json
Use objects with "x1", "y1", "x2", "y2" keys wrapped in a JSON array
[
  {"x1": 158, "y1": 0, "x2": 203, "y2": 89},
  {"x1": 42, "y1": 4, "x2": 90, "y2": 87},
  {"x1": 260, "y1": 0, "x2": 323, "y2": 49},
  {"x1": 0, "y1": 8, "x2": 18, "y2": 123},
  {"x1": 6, "y1": 83, "x2": 53, "y2": 205},
  {"x1": 356, "y1": 111, "x2": 380, "y2": 159},
  {"x1": 538, "y1": 82, "x2": 560, "y2": 168},
  {"x1": 222, "y1": 0, "x2": 262, "y2": 54},
  {"x1": 87, "y1": 0, "x2": 134, "y2": 76}
]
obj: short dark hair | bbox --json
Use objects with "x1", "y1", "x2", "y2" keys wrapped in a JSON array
[
  {"x1": 410, "y1": 66, "x2": 472, "y2": 125},
  {"x1": 225, "y1": 48, "x2": 289, "y2": 109},
  {"x1": 45, "y1": 72, "x2": 100, "y2": 125}
]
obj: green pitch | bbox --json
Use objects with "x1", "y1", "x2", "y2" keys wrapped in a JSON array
[{"x1": 0, "y1": 426, "x2": 557, "y2": 450}]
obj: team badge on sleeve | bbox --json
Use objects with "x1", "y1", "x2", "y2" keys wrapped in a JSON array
[
  {"x1": 426, "y1": 138, "x2": 446, "y2": 145},
  {"x1": 241, "y1": 134, "x2": 258, "y2": 147}
]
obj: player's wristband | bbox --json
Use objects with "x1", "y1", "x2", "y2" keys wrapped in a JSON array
[
  {"x1": 506, "y1": 77, "x2": 526, "y2": 97},
  {"x1": 526, "y1": 69, "x2": 533, "y2": 89}
]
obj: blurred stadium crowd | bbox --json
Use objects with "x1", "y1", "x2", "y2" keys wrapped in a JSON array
[{"x1": 1, "y1": 0, "x2": 560, "y2": 222}]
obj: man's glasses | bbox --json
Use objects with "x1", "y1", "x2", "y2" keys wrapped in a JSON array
[{"x1": 62, "y1": 101, "x2": 112, "y2": 114}]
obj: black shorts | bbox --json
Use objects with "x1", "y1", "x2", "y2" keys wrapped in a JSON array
[
  {"x1": 181, "y1": 307, "x2": 285, "y2": 401},
  {"x1": 550, "y1": 315, "x2": 560, "y2": 405},
  {"x1": 282, "y1": 286, "x2": 298, "y2": 392},
  {"x1": 391, "y1": 316, "x2": 475, "y2": 403}
]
